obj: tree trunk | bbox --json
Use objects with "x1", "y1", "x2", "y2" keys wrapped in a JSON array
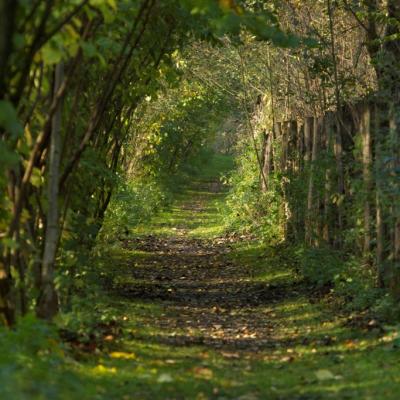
[
  {"x1": 0, "y1": 0, "x2": 18, "y2": 326},
  {"x1": 363, "y1": 0, "x2": 400, "y2": 288},
  {"x1": 286, "y1": 120, "x2": 298, "y2": 240},
  {"x1": 323, "y1": 112, "x2": 334, "y2": 244},
  {"x1": 295, "y1": 121, "x2": 304, "y2": 173},
  {"x1": 360, "y1": 102, "x2": 373, "y2": 261},
  {"x1": 373, "y1": 103, "x2": 386, "y2": 288},
  {"x1": 0, "y1": 264, "x2": 14, "y2": 326},
  {"x1": 306, "y1": 117, "x2": 321, "y2": 245},
  {"x1": 333, "y1": 113, "x2": 345, "y2": 248},
  {"x1": 273, "y1": 122, "x2": 282, "y2": 172},
  {"x1": 389, "y1": 104, "x2": 400, "y2": 298},
  {"x1": 303, "y1": 117, "x2": 313, "y2": 243},
  {"x1": 281, "y1": 121, "x2": 289, "y2": 172},
  {"x1": 36, "y1": 62, "x2": 64, "y2": 320},
  {"x1": 0, "y1": 0, "x2": 17, "y2": 99},
  {"x1": 261, "y1": 131, "x2": 273, "y2": 192},
  {"x1": 303, "y1": 117, "x2": 313, "y2": 164}
]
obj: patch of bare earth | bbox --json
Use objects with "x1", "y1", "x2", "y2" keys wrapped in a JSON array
[{"x1": 116, "y1": 232, "x2": 304, "y2": 355}]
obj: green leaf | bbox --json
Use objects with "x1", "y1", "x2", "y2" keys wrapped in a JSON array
[
  {"x1": 30, "y1": 167, "x2": 43, "y2": 188},
  {"x1": 0, "y1": 100, "x2": 23, "y2": 138},
  {"x1": 157, "y1": 373, "x2": 173, "y2": 383},
  {"x1": 81, "y1": 42, "x2": 98, "y2": 58},
  {"x1": 1, "y1": 237, "x2": 19, "y2": 250},
  {"x1": 41, "y1": 42, "x2": 64, "y2": 65},
  {"x1": 0, "y1": 141, "x2": 19, "y2": 168},
  {"x1": 315, "y1": 369, "x2": 335, "y2": 381}
]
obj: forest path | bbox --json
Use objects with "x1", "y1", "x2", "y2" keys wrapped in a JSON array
[
  {"x1": 89, "y1": 167, "x2": 399, "y2": 399},
  {"x1": 118, "y1": 190, "x2": 300, "y2": 352}
]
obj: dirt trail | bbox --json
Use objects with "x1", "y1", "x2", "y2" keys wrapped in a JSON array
[
  {"x1": 111, "y1": 181, "x2": 314, "y2": 359},
  {"x1": 97, "y1": 180, "x2": 400, "y2": 399},
  {"x1": 119, "y1": 233, "x2": 301, "y2": 352}
]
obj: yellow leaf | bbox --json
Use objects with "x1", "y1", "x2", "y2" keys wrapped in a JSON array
[
  {"x1": 107, "y1": 0, "x2": 117, "y2": 10},
  {"x1": 93, "y1": 364, "x2": 117, "y2": 374},
  {"x1": 193, "y1": 367, "x2": 213, "y2": 379},
  {"x1": 109, "y1": 351, "x2": 136, "y2": 360}
]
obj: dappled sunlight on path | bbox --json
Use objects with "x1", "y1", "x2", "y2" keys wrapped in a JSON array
[{"x1": 92, "y1": 178, "x2": 400, "y2": 399}]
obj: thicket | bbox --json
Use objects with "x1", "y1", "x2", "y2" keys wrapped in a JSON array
[{"x1": 216, "y1": 1, "x2": 400, "y2": 317}]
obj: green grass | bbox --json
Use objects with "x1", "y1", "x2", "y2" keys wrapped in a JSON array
[
  {"x1": 1, "y1": 152, "x2": 400, "y2": 399},
  {"x1": 134, "y1": 153, "x2": 233, "y2": 238}
]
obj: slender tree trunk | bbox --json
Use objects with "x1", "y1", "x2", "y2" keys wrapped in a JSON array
[
  {"x1": 359, "y1": 102, "x2": 373, "y2": 260},
  {"x1": 323, "y1": 112, "x2": 334, "y2": 244},
  {"x1": 273, "y1": 122, "x2": 282, "y2": 173},
  {"x1": 306, "y1": 117, "x2": 320, "y2": 245},
  {"x1": 386, "y1": 0, "x2": 400, "y2": 297},
  {"x1": 0, "y1": 0, "x2": 17, "y2": 99},
  {"x1": 281, "y1": 122, "x2": 290, "y2": 240},
  {"x1": 261, "y1": 131, "x2": 273, "y2": 192},
  {"x1": 281, "y1": 121, "x2": 289, "y2": 172},
  {"x1": 36, "y1": 62, "x2": 64, "y2": 320},
  {"x1": 0, "y1": 0, "x2": 18, "y2": 326},
  {"x1": 373, "y1": 103, "x2": 386, "y2": 287},
  {"x1": 296, "y1": 121, "x2": 306, "y2": 241},
  {"x1": 303, "y1": 117, "x2": 313, "y2": 165},
  {"x1": 0, "y1": 264, "x2": 14, "y2": 326},
  {"x1": 286, "y1": 120, "x2": 298, "y2": 240},
  {"x1": 296, "y1": 122, "x2": 304, "y2": 173},
  {"x1": 389, "y1": 104, "x2": 400, "y2": 298},
  {"x1": 333, "y1": 113, "x2": 345, "y2": 248},
  {"x1": 303, "y1": 117, "x2": 313, "y2": 242},
  {"x1": 312, "y1": 117, "x2": 322, "y2": 245}
]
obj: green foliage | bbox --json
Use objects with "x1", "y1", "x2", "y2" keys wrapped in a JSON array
[
  {"x1": 294, "y1": 245, "x2": 342, "y2": 288},
  {"x1": 0, "y1": 315, "x2": 68, "y2": 399},
  {"x1": 99, "y1": 178, "x2": 170, "y2": 242},
  {"x1": 291, "y1": 246, "x2": 399, "y2": 316},
  {"x1": 223, "y1": 142, "x2": 284, "y2": 242},
  {"x1": 0, "y1": 100, "x2": 23, "y2": 139},
  {"x1": 181, "y1": 0, "x2": 305, "y2": 47},
  {"x1": 224, "y1": 150, "x2": 263, "y2": 230}
]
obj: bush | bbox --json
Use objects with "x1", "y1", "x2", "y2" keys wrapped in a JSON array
[
  {"x1": 223, "y1": 147, "x2": 285, "y2": 242},
  {"x1": 99, "y1": 178, "x2": 171, "y2": 242},
  {"x1": 0, "y1": 315, "x2": 69, "y2": 399},
  {"x1": 294, "y1": 245, "x2": 342, "y2": 288}
]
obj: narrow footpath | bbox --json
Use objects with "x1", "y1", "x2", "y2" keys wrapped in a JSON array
[{"x1": 85, "y1": 179, "x2": 399, "y2": 400}]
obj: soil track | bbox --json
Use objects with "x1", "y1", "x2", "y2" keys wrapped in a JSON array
[
  {"x1": 93, "y1": 179, "x2": 400, "y2": 399},
  {"x1": 114, "y1": 189, "x2": 305, "y2": 353}
]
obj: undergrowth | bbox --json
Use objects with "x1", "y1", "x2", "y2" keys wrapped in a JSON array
[{"x1": 223, "y1": 143, "x2": 400, "y2": 322}]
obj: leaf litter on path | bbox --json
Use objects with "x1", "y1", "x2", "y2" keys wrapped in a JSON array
[{"x1": 99, "y1": 180, "x2": 400, "y2": 399}]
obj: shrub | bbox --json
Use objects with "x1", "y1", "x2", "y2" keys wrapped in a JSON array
[{"x1": 294, "y1": 245, "x2": 342, "y2": 288}]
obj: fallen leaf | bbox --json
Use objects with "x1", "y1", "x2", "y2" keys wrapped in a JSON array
[
  {"x1": 193, "y1": 367, "x2": 213, "y2": 379},
  {"x1": 236, "y1": 393, "x2": 260, "y2": 400},
  {"x1": 157, "y1": 373, "x2": 173, "y2": 383},
  {"x1": 315, "y1": 369, "x2": 335, "y2": 381},
  {"x1": 109, "y1": 351, "x2": 136, "y2": 360},
  {"x1": 221, "y1": 351, "x2": 240, "y2": 359}
]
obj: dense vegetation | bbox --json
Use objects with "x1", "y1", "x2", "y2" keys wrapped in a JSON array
[{"x1": 1, "y1": 0, "x2": 400, "y2": 398}]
